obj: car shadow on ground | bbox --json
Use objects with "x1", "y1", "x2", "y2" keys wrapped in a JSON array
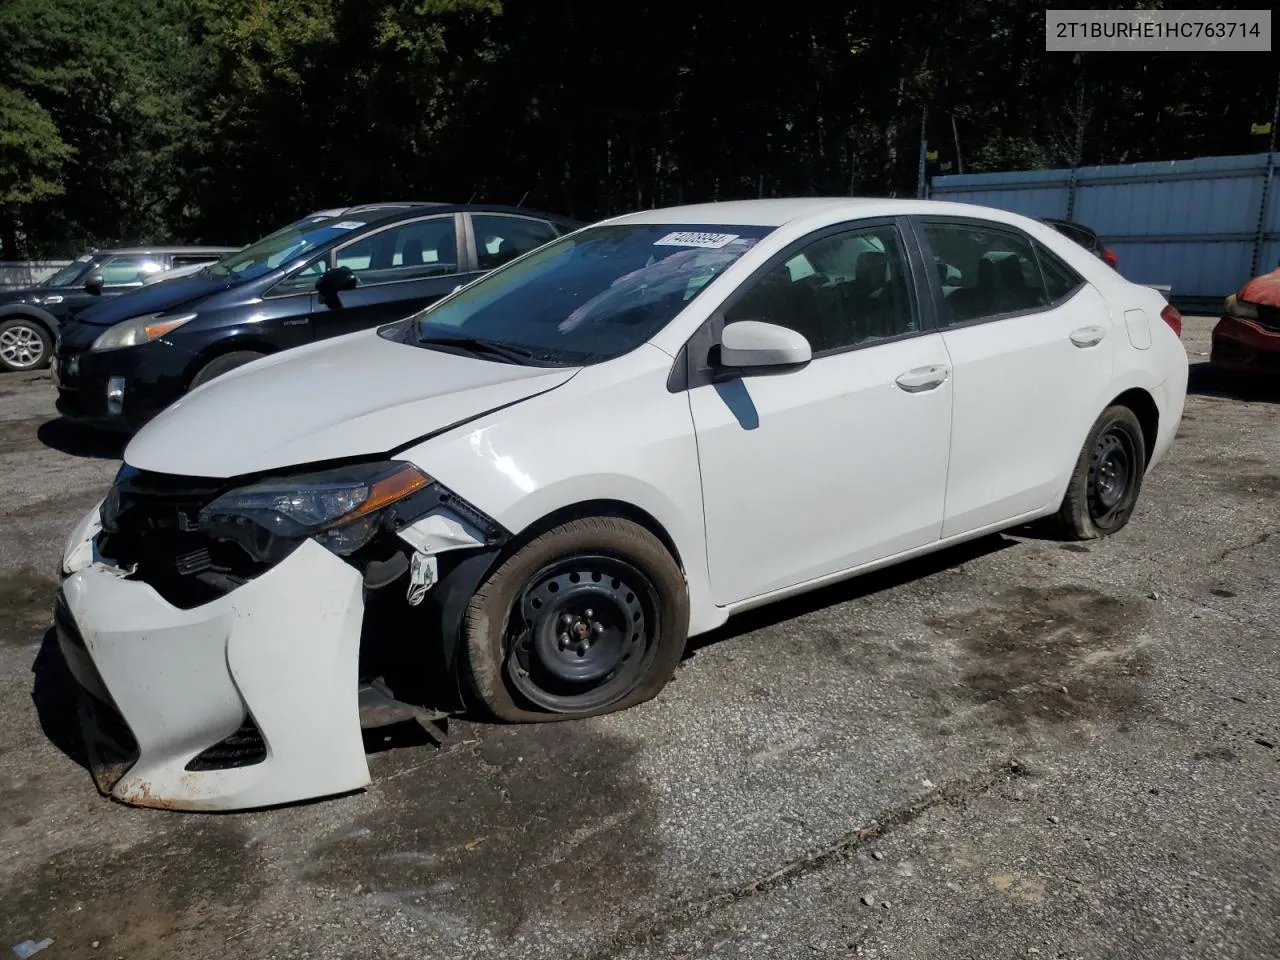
[
  {"x1": 1187, "y1": 361, "x2": 1280, "y2": 404},
  {"x1": 36, "y1": 418, "x2": 126, "y2": 460},
  {"x1": 30, "y1": 628, "x2": 91, "y2": 771},
  {"x1": 685, "y1": 532, "x2": 1017, "y2": 656}
]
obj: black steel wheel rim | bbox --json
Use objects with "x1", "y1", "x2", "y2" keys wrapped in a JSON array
[
  {"x1": 505, "y1": 554, "x2": 661, "y2": 713},
  {"x1": 1087, "y1": 424, "x2": 1138, "y2": 526}
]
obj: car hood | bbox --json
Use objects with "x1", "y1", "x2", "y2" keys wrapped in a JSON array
[
  {"x1": 74, "y1": 272, "x2": 237, "y2": 326},
  {"x1": 1240, "y1": 267, "x2": 1280, "y2": 307},
  {"x1": 124, "y1": 330, "x2": 580, "y2": 479}
]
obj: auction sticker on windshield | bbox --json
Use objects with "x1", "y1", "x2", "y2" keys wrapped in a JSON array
[{"x1": 653, "y1": 231, "x2": 740, "y2": 248}]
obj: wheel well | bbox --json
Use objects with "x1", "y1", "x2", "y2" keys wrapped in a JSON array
[
  {"x1": 1111, "y1": 387, "x2": 1158, "y2": 465},
  {"x1": 0, "y1": 311, "x2": 54, "y2": 338},
  {"x1": 186, "y1": 340, "x2": 276, "y2": 388},
  {"x1": 512, "y1": 500, "x2": 686, "y2": 573}
]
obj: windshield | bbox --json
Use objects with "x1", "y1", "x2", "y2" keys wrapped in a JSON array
[
  {"x1": 206, "y1": 215, "x2": 368, "y2": 281},
  {"x1": 407, "y1": 223, "x2": 773, "y2": 364},
  {"x1": 41, "y1": 255, "x2": 96, "y2": 287}
]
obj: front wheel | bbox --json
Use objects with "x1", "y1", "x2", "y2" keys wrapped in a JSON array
[
  {"x1": 463, "y1": 517, "x2": 689, "y2": 722},
  {"x1": 1052, "y1": 405, "x2": 1147, "y2": 540},
  {"x1": 0, "y1": 317, "x2": 53, "y2": 372}
]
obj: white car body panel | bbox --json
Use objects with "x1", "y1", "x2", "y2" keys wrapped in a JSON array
[
  {"x1": 399, "y1": 344, "x2": 722, "y2": 635},
  {"x1": 123, "y1": 330, "x2": 579, "y2": 478},
  {"x1": 60, "y1": 532, "x2": 368, "y2": 811},
  {"x1": 688, "y1": 332, "x2": 952, "y2": 605},
  {"x1": 55, "y1": 196, "x2": 1189, "y2": 811},
  {"x1": 937, "y1": 283, "x2": 1116, "y2": 538}
]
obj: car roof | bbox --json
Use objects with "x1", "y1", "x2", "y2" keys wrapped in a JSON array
[
  {"x1": 600, "y1": 197, "x2": 1071, "y2": 230},
  {"x1": 302, "y1": 202, "x2": 581, "y2": 228}
]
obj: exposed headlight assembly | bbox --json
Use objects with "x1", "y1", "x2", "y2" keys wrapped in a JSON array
[
  {"x1": 91, "y1": 312, "x2": 198, "y2": 352},
  {"x1": 199, "y1": 461, "x2": 432, "y2": 562},
  {"x1": 1224, "y1": 294, "x2": 1258, "y2": 321}
]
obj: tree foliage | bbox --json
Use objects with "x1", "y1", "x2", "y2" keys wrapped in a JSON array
[{"x1": 0, "y1": 0, "x2": 1274, "y2": 257}]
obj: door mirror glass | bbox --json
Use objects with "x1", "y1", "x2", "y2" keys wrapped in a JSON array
[
  {"x1": 316, "y1": 265, "x2": 358, "y2": 305},
  {"x1": 84, "y1": 274, "x2": 104, "y2": 295},
  {"x1": 718, "y1": 320, "x2": 811, "y2": 371}
]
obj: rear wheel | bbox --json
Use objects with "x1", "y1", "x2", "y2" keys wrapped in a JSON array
[
  {"x1": 1053, "y1": 405, "x2": 1146, "y2": 540},
  {"x1": 463, "y1": 517, "x2": 689, "y2": 722},
  {"x1": 0, "y1": 317, "x2": 53, "y2": 372},
  {"x1": 189, "y1": 350, "x2": 265, "y2": 390}
]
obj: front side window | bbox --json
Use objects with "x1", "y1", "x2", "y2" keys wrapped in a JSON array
[
  {"x1": 97, "y1": 255, "x2": 164, "y2": 287},
  {"x1": 923, "y1": 222, "x2": 1050, "y2": 324},
  {"x1": 334, "y1": 216, "x2": 457, "y2": 282},
  {"x1": 42, "y1": 255, "x2": 96, "y2": 287},
  {"x1": 724, "y1": 224, "x2": 918, "y2": 353},
  {"x1": 403, "y1": 223, "x2": 774, "y2": 365},
  {"x1": 473, "y1": 215, "x2": 560, "y2": 270}
]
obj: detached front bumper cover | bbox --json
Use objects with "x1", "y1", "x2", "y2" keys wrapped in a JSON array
[{"x1": 59, "y1": 522, "x2": 369, "y2": 811}]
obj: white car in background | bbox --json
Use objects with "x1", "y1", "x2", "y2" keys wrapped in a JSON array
[{"x1": 57, "y1": 197, "x2": 1188, "y2": 810}]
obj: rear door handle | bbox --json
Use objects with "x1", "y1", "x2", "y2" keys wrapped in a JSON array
[
  {"x1": 1070, "y1": 325, "x2": 1107, "y2": 347},
  {"x1": 895, "y1": 364, "x2": 950, "y2": 393}
]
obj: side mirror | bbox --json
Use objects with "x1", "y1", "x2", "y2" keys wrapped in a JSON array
[
  {"x1": 316, "y1": 266, "x2": 358, "y2": 306},
  {"x1": 716, "y1": 320, "x2": 811, "y2": 373},
  {"x1": 84, "y1": 274, "x2": 104, "y2": 295}
]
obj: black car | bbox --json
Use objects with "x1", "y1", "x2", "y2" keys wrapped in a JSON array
[
  {"x1": 53, "y1": 203, "x2": 581, "y2": 431},
  {"x1": 0, "y1": 246, "x2": 238, "y2": 372},
  {"x1": 1042, "y1": 218, "x2": 1119, "y2": 271}
]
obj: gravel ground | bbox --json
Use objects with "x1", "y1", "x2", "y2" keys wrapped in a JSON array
[{"x1": 0, "y1": 316, "x2": 1276, "y2": 960}]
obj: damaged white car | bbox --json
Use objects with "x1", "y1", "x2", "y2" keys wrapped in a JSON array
[{"x1": 57, "y1": 198, "x2": 1188, "y2": 810}]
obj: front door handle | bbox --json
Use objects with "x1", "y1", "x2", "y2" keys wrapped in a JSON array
[
  {"x1": 1070, "y1": 325, "x2": 1107, "y2": 347},
  {"x1": 895, "y1": 364, "x2": 950, "y2": 393}
]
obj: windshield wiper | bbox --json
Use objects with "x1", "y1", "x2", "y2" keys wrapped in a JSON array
[{"x1": 415, "y1": 333, "x2": 537, "y2": 364}]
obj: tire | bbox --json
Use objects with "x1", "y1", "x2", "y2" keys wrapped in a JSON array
[
  {"x1": 189, "y1": 350, "x2": 266, "y2": 389},
  {"x1": 0, "y1": 317, "x2": 53, "y2": 372},
  {"x1": 1052, "y1": 405, "x2": 1147, "y2": 540},
  {"x1": 463, "y1": 516, "x2": 690, "y2": 723}
]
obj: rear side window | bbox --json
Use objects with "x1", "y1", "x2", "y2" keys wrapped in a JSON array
[
  {"x1": 922, "y1": 221, "x2": 1052, "y2": 325},
  {"x1": 473, "y1": 215, "x2": 561, "y2": 270},
  {"x1": 1036, "y1": 242, "x2": 1085, "y2": 302}
]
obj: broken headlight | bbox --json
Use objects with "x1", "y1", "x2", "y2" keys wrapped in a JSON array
[{"x1": 199, "y1": 461, "x2": 431, "y2": 562}]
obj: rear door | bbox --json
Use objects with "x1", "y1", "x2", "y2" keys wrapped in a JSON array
[
  {"x1": 911, "y1": 216, "x2": 1115, "y2": 538},
  {"x1": 312, "y1": 214, "x2": 464, "y2": 337}
]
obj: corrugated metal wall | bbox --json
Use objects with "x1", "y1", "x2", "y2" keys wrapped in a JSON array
[{"x1": 930, "y1": 153, "x2": 1280, "y2": 311}]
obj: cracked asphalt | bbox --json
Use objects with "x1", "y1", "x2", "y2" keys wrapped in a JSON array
[{"x1": 0, "y1": 316, "x2": 1277, "y2": 960}]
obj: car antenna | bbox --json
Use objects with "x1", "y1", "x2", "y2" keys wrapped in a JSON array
[
  {"x1": 516, "y1": 191, "x2": 528, "y2": 208},
  {"x1": 467, "y1": 191, "x2": 476, "y2": 203}
]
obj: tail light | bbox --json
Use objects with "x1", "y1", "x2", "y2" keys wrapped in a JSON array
[
  {"x1": 1160, "y1": 304, "x2": 1182, "y2": 338},
  {"x1": 1102, "y1": 247, "x2": 1119, "y2": 269}
]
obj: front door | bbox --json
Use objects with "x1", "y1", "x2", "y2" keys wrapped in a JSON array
[
  {"x1": 688, "y1": 219, "x2": 953, "y2": 606},
  {"x1": 315, "y1": 214, "x2": 465, "y2": 338}
]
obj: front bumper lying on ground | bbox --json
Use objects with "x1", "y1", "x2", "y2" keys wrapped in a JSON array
[
  {"x1": 58, "y1": 520, "x2": 370, "y2": 811},
  {"x1": 1210, "y1": 314, "x2": 1280, "y2": 376}
]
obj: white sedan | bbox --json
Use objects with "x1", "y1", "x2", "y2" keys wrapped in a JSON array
[{"x1": 57, "y1": 198, "x2": 1188, "y2": 810}]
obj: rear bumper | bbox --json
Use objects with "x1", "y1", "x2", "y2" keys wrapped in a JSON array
[
  {"x1": 58, "y1": 507, "x2": 370, "y2": 811},
  {"x1": 1210, "y1": 315, "x2": 1280, "y2": 376}
]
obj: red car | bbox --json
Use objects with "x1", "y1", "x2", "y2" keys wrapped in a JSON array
[{"x1": 1212, "y1": 267, "x2": 1280, "y2": 378}]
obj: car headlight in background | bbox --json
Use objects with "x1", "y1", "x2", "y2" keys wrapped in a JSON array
[
  {"x1": 199, "y1": 461, "x2": 432, "y2": 562},
  {"x1": 90, "y1": 312, "x2": 197, "y2": 352},
  {"x1": 1224, "y1": 294, "x2": 1258, "y2": 321}
]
